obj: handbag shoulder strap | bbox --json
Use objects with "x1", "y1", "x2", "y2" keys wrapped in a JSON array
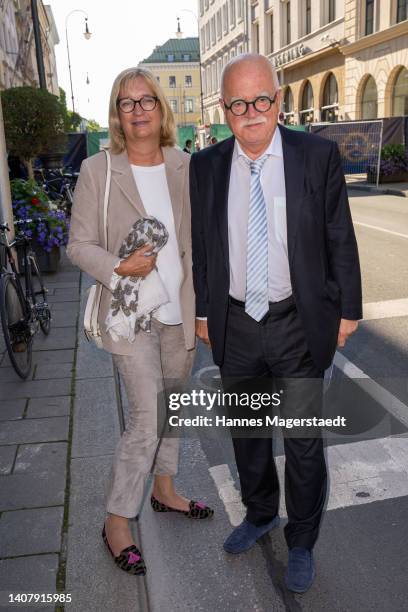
[{"x1": 102, "y1": 148, "x2": 111, "y2": 249}]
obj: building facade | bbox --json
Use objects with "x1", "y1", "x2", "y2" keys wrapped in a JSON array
[
  {"x1": 0, "y1": 1, "x2": 59, "y2": 95},
  {"x1": 197, "y1": 0, "x2": 407, "y2": 126},
  {"x1": 140, "y1": 29, "x2": 201, "y2": 128},
  {"x1": 199, "y1": 0, "x2": 249, "y2": 124}
]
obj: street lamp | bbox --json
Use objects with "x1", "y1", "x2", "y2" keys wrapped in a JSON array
[
  {"x1": 65, "y1": 10, "x2": 92, "y2": 113},
  {"x1": 180, "y1": 8, "x2": 204, "y2": 126}
]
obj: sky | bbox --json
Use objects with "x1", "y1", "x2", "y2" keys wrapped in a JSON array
[{"x1": 47, "y1": 0, "x2": 199, "y2": 127}]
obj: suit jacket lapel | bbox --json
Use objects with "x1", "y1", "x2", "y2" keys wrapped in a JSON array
[
  {"x1": 278, "y1": 124, "x2": 305, "y2": 262},
  {"x1": 110, "y1": 151, "x2": 146, "y2": 217},
  {"x1": 162, "y1": 146, "x2": 184, "y2": 239},
  {"x1": 213, "y1": 136, "x2": 234, "y2": 273}
]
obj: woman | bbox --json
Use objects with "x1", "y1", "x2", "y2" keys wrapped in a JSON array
[{"x1": 67, "y1": 67, "x2": 213, "y2": 576}]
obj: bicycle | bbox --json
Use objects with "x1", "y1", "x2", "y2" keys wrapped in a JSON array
[
  {"x1": 0, "y1": 219, "x2": 52, "y2": 379},
  {"x1": 34, "y1": 167, "x2": 77, "y2": 216}
]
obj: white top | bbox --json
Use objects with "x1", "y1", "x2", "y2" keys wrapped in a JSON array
[
  {"x1": 228, "y1": 127, "x2": 292, "y2": 302},
  {"x1": 125, "y1": 163, "x2": 183, "y2": 325}
]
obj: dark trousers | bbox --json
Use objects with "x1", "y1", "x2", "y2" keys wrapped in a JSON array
[{"x1": 220, "y1": 296, "x2": 327, "y2": 550}]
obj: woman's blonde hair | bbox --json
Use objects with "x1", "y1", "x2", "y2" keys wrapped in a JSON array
[{"x1": 108, "y1": 66, "x2": 176, "y2": 153}]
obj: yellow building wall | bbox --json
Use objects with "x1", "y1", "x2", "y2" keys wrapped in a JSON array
[{"x1": 142, "y1": 63, "x2": 201, "y2": 127}]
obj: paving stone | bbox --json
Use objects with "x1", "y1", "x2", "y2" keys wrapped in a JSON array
[
  {"x1": 32, "y1": 327, "x2": 77, "y2": 351},
  {"x1": 0, "y1": 378, "x2": 71, "y2": 400},
  {"x1": 14, "y1": 442, "x2": 67, "y2": 474},
  {"x1": 46, "y1": 300, "x2": 79, "y2": 312},
  {"x1": 0, "y1": 399, "x2": 26, "y2": 421},
  {"x1": 34, "y1": 363, "x2": 73, "y2": 381},
  {"x1": 33, "y1": 349, "x2": 75, "y2": 364},
  {"x1": 0, "y1": 507, "x2": 64, "y2": 557},
  {"x1": 43, "y1": 281, "x2": 80, "y2": 289},
  {"x1": 75, "y1": 336, "x2": 113, "y2": 379},
  {"x1": 0, "y1": 366, "x2": 34, "y2": 384},
  {"x1": 1, "y1": 349, "x2": 74, "y2": 368},
  {"x1": 71, "y1": 378, "x2": 119, "y2": 458},
  {"x1": 0, "y1": 554, "x2": 58, "y2": 606},
  {"x1": 0, "y1": 472, "x2": 65, "y2": 511},
  {"x1": 0, "y1": 446, "x2": 16, "y2": 475},
  {"x1": 27, "y1": 396, "x2": 71, "y2": 418},
  {"x1": 0, "y1": 417, "x2": 69, "y2": 445},
  {"x1": 49, "y1": 309, "x2": 78, "y2": 327}
]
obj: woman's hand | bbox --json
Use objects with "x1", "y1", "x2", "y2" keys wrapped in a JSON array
[{"x1": 115, "y1": 245, "x2": 157, "y2": 278}]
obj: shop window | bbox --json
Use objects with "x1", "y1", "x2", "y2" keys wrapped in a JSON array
[
  {"x1": 283, "y1": 87, "x2": 295, "y2": 125},
  {"x1": 392, "y1": 67, "x2": 408, "y2": 115},
  {"x1": 299, "y1": 80, "x2": 314, "y2": 124},
  {"x1": 361, "y1": 75, "x2": 378, "y2": 119},
  {"x1": 321, "y1": 73, "x2": 338, "y2": 122}
]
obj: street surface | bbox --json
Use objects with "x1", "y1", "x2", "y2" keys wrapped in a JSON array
[{"x1": 0, "y1": 188, "x2": 407, "y2": 612}]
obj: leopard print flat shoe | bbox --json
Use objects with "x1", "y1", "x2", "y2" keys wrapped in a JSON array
[
  {"x1": 102, "y1": 524, "x2": 146, "y2": 576},
  {"x1": 151, "y1": 495, "x2": 214, "y2": 519}
]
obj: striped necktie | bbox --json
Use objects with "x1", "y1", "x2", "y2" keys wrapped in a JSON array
[{"x1": 245, "y1": 155, "x2": 269, "y2": 322}]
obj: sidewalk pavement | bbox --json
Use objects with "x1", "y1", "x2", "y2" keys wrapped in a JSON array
[
  {"x1": 346, "y1": 174, "x2": 408, "y2": 197},
  {"x1": 0, "y1": 251, "x2": 150, "y2": 611}
]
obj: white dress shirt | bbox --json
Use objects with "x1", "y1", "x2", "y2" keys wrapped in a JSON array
[{"x1": 228, "y1": 127, "x2": 292, "y2": 303}]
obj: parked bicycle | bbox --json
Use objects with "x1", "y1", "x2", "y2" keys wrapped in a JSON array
[
  {"x1": 34, "y1": 167, "x2": 78, "y2": 216},
  {"x1": 0, "y1": 219, "x2": 51, "y2": 379}
]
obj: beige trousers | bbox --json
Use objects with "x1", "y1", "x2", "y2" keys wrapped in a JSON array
[{"x1": 105, "y1": 320, "x2": 194, "y2": 518}]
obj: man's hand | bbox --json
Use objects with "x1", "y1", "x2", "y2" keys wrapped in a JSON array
[
  {"x1": 115, "y1": 245, "x2": 157, "y2": 278},
  {"x1": 195, "y1": 318, "x2": 211, "y2": 347},
  {"x1": 337, "y1": 319, "x2": 358, "y2": 347}
]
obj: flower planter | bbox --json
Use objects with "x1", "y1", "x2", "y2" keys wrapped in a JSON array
[
  {"x1": 367, "y1": 171, "x2": 408, "y2": 184},
  {"x1": 17, "y1": 244, "x2": 60, "y2": 274}
]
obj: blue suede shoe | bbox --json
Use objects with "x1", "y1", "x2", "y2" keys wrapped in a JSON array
[
  {"x1": 285, "y1": 547, "x2": 315, "y2": 593},
  {"x1": 223, "y1": 515, "x2": 280, "y2": 554}
]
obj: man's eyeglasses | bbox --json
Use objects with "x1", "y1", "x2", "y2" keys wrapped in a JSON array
[
  {"x1": 223, "y1": 93, "x2": 278, "y2": 116},
  {"x1": 117, "y1": 96, "x2": 159, "y2": 113}
]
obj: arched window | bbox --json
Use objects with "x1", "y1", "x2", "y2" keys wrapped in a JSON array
[
  {"x1": 300, "y1": 81, "x2": 314, "y2": 124},
  {"x1": 361, "y1": 76, "x2": 377, "y2": 119},
  {"x1": 283, "y1": 87, "x2": 294, "y2": 125},
  {"x1": 392, "y1": 67, "x2": 408, "y2": 116},
  {"x1": 321, "y1": 73, "x2": 338, "y2": 122}
]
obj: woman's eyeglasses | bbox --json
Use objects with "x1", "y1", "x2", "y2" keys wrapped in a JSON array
[{"x1": 117, "y1": 96, "x2": 159, "y2": 113}]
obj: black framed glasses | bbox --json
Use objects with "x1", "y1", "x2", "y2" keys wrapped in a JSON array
[
  {"x1": 223, "y1": 93, "x2": 278, "y2": 116},
  {"x1": 117, "y1": 96, "x2": 159, "y2": 113}
]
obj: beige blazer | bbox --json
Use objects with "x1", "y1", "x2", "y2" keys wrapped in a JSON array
[{"x1": 67, "y1": 146, "x2": 196, "y2": 355}]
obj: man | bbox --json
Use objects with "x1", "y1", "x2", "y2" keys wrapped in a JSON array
[
  {"x1": 190, "y1": 55, "x2": 362, "y2": 593},
  {"x1": 183, "y1": 139, "x2": 192, "y2": 154}
]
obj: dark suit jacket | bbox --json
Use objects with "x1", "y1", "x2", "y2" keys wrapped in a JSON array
[{"x1": 190, "y1": 124, "x2": 363, "y2": 370}]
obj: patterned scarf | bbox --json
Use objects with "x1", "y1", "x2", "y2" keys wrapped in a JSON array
[{"x1": 105, "y1": 217, "x2": 169, "y2": 342}]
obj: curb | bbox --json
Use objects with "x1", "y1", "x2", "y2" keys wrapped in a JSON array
[{"x1": 346, "y1": 183, "x2": 408, "y2": 198}]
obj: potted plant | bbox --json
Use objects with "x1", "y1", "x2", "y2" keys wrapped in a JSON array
[
  {"x1": 1, "y1": 86, "x2": 66, "y2": 179},
  {"x1": 11, "y1": 179, "x2": 70, "y2": 273},
  {"x1": 367, "y1": 144, "x2": 408, "y2": 183}
]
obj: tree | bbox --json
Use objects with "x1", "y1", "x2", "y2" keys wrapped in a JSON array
[
  {"x1": 86, "y1": 118, "x2": 102, "y2": 132},
  {"x1": 59, "y1": 87, "x2": 82, "y2": 132},
  {"x1": 2, "y1": 87, "x2": 66, "y2": 178}
]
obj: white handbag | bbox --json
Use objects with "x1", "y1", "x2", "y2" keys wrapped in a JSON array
[{"x1": 83, "y1": 149, "x2": 111, "y2": 349}]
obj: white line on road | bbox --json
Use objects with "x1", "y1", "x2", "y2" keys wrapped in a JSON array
[
  {"x1": 354, "y1": 221, "x2": 408, "y2": 239},
  {"x1": 209, "y1": 353, "x2": 408, "y2": 525},
  {"x1": 363, "y1": 298, "x2": 408, "y2": 320}
]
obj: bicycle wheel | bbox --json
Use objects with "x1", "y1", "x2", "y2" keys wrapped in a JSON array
[
  {"x1": 28, "y1": 254, "x2": 51, "y2": 335},
  {"x1": 0, "y1": 274, "x2": 32, "y2": 379}
]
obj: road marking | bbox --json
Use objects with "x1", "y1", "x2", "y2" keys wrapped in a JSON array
[
  {"x1": 208, "y1": 353, "x2": 408, "y2": 524},
  {"x1": 354, "y1": 221, "x2": 408, "y2": 239},
  {"x1": 333, "y1": 352, "x2": 408, "y2": 428},
  {"x1": 208, "y1": 464, "x2": 245, "y2": 526},
  {"x1": 209, "y1": 436, "x2": 408, "y2": 522},
  {"x1": 363, "y1": 298, "x2": 408, "y2": 320}
]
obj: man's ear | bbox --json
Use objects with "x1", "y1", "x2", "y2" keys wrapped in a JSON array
[{"x1": 219, "y1": 98, "x2": 225, "y2": 111}]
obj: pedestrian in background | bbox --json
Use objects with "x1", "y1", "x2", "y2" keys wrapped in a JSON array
[
  {"x1": 67, "y1": 66, "x2": 213, "y2": 577},
  {"x1": 183, "y1": 139, "x2": 192, "y2": 153},
  {"x1": 191, "y1": 54, "x2": 361, "y2": 593}
]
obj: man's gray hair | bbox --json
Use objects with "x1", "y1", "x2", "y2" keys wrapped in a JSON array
[{"x1": 220, "y1": 53, "x2": 280, "y2": 97}]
